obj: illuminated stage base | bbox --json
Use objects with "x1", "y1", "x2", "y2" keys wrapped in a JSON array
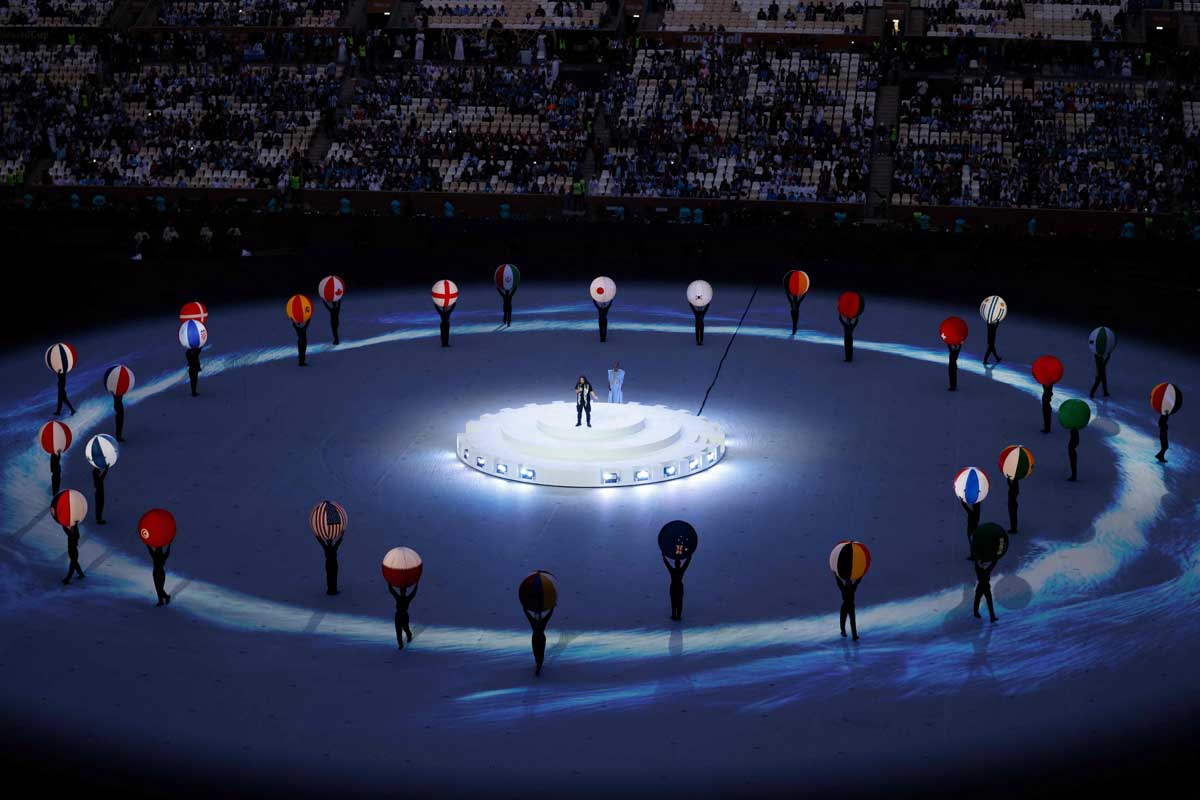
[{"x1": 456, "y1": 402, "x2": 726, "y2": 487}]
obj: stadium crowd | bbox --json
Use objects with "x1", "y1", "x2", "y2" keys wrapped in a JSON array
[{"x1": 155, "y1": 0, "x2": 347, "y2": 27}]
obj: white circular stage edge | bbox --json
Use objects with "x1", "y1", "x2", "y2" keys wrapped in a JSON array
[{"x1": 456, "y1": 402, "x2": 727, "y2": 487}]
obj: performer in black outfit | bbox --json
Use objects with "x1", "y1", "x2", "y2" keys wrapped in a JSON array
[
  {"x1": 54, "y1": 371, "x2": 75, "y2": 416},
  {"x1": 437, "y1": 304, "x2": 454, "y2": 347},
  {"x1": 498, "y1": 286, "x2": 514, "y2": 327},
  {"x1": 320, "y1": 538, "x2": 341, "y2": 595},
  {"x1": 1156, "y1": 414, "x2": 1170, "y2": 463},
  {"x1": 148, "y1": 544, "x2": 171, "y2": 606},
  {"x1": 690, "y1": 302, "x2": 708, "y2": 345},
  {"x1": 840, "y1": 314, "x2": 859, "y2": 362},
  {"x1": 961, "y1": 499, "x2": 981, "y2": 558},
  {"x1": 294, "y1": 319, "x2": 310, "y2": 366},
  {"x1": 62, "y1": 524, "x2": 85, "y2": 585},
  {"x1": 1041, "y1": 385, "x2": 1053, "y2": 433},
  {"x1": 663, "y1": 554, "x2": 692, "y2": 621},
  {"x1": 787, "y1": 293, "x2": 806, "y2": 336},
  {"x1": 388, "y1": 583, "x2": 418, "y2": 650},
  {"x1": 835, "y1": 574, "x2": 860, "y2": 640},
  {"x1": 323, "y1": 298, "x2": 342, "y2": 345},
  {"x1": 185, "y1": 347, "x2": 202, "y2": 396},
  {"x1": 593, "y1": 299, "x2": 611, "y2": 342},
  {"x1": 982, "y1": 322, "x2": 1001, "y2": 366},
  {"x1": 947, "y1": 344, "x2": 961, "y2": 391},
  {"x1": 91, "y1": 467, "x2": 108, "y2": 525},
  {"x1": 49, "y1": 452, "x2": 62, "y2": 497},
  {"x1": 1067, "y1": 428, "x2": 1080, "y2": 481},
  {"x1": 1006, "y1": 478, "x2": 1020, "y2": 533},
  {"x1": 973, "y1": 558, "x2": 998, "y2": 622},
  {"x1": 575, "y1": 375, "x2": 597, "y2": 427},
  {"x1": 524, "y1": 607, "x2": 553, "y2": 676},
  {"x1": 113, "y1": 394, "x2": 125, "y2": 441},
  {"x1": 1089, "y1": 353, "x2": 1110, "y2": 399}
]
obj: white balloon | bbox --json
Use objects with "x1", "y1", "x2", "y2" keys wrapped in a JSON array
[
  {"x1": 590, "y1": 276, "x2": 616, "y2": 304},
  {"x1": 687, "y1": 280, "x2": 713, "y2": 308}
]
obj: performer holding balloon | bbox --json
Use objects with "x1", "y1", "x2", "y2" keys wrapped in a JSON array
[
  {"x1": 1150, "y1": 383, "x2": 1183, "y2": 463},
  {"x1": 495, "y1": 264, "x2": 520, "y2": 327},
  {"x1": 608, "y1": 362, "x2": 625, "y2": 404},
  {"x1": 432, "y1": 279, "x2": 458, "y2": 347},
  {"x1": 970, "y1": 524, "x2": 1008, "y2": 622},
  {"x1": 519, "y1": 571, "x2": 557, "y2": 675},
  {"x1": 837, "y1": 292, "x2": 864, "y2": 362},
  {"x1": 1032, "y1": 355, "x2": 1063, "y2": 434},
  {"x1": 954, "y1": 467, "x2": 988, "y2": 558},
  {"x1": 1088, "y1": 327, "x2": 1115, "y2": 399},
  {"x1": 383, "y1": 547, "x2": 422, "y2": 650},
  {"x1": 287, "y1": 295, "x2": 313, "y2": 366},
  {"x1": 687, "y1": 280, "x2": 713, "y2": 346},
  {"x1": 1058, "y1": 399, "x2": 1091, "y2": 481},
  {"x1": 658, "y1": 521, "x2": 698, "y2": 621},
  {"x1": 783, "y1": 270, "x2": 810, "y2": 335},
  {"x1": 46, "y1": 342, "x2": 77, "y2": 416},
  {"x1": 319, "y1": 276, "x2": 345, "y2": 345},
  {"x1": 998, "y1": 445, "x2": 1034, "y2": 533},
  {"x1": 939, "y1": 318, "x2": 967, "y2": 391},
  {"x1": 39, "y1": 421, "x2": 72, "y2": 498},
  {"x1": 179, "y1": 319, "x2": 208, "y2": 397},
  {"x1": 830, "y1": 540, "x2": 870, "y2": 640},
  {"x1": 139, "y1": 509, "x2": 176, "y2": 606},
  {"x1": 104, "y1": 365, "x2": 134, "y2": 441},
  {"x1": 86, "y1": 434, "x2": 118, "y2": 526},
  {"x1": 311, "y1": 500, "x2": 348, "y2": 595},
  {"x1": 979, "y1": 296, "x2": 1007, "y2": 366},
  {"x1": 590, "y1": 277, "x2": 615, "y2": 342},
  {"x1": 52, "y1": 489, "x2": 88, "y2": 585}
]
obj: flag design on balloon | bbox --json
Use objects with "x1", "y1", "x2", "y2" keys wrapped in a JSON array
[
  {"x1": 382, "y1": 547, "x2": 423, "y2": 588},
  {"x1": 104, "y1": 364, "x2": 135, "y2": 397},
  {"x1": 38, "y1": 420, "x2": 72, "y2": 454},
  {"x1": 939, "y1": 317, "x2": 968, "y2": 346},
  {"x1": 179, "y1": 301, "x2": 208, "y2": 324},
  {"x1": 979, "y1": 295, "x2": 1007, "y2": 324},
  {"x1": 590, "y1": 276, "x2": 616, "y2": 304},
  {"x1": 970, "y1": 523, "x2": 1009, "y2": 561},
  {"x1": 495, "y1": 264, "x2": 520, "y2": 293},
  {"x1": 138, "y1": 508, "x2": 177, "y2": 548},
  {"x1": 998, "y1": 445, "x2": 1034, "y2": 481},
  {"x1": 286, "y1": 294, "x2": 313, "y2": 324},
  {"x1": 432, "y1": 279, "x2": 459, "y2": 309},
  {"x1": 45, "y1": 342, "x2": 77, "y2": 374},
  {"x1": 309, "y1": 500, "x2": 348, "y2": 543},
  {"x1": 519, "y1": 570, "x2": 558, "y2": 613},
  {"x1": 954, "y1": 467, "x2": 990, "y2": 504},
  {"x1": 686, "y1": 280, "x2": 713, "y2": 308},
  {"x1": 784, "y1": 270, "x2": 810, "y2": 299},
  {"x1": 829, "y1": 540, "x2": 871, "y2": 581},
  {"x1": 657, "y1": 520, "x2": 699, "y2": 559},
  {"x1": 51, "y1": 489, "x2": 88, "y2": 527},
  {"x1": 85, "y1": 434, "x2": 119, "y2": 469},
  {"x1": 1150, "y1": 383, "x2": 1183, "y2": 416},
  {"x1": 1058, "y1": 398, "x2": 1091, "y2": 430},
  {"x1": 1089, "y1": 326, "x2": 1116, "y2": 357},
  {"x1": 179, "y1": 320, "x2": 207, "y2": 349},
  {"x1": 318, "y1": 276, "x2": 346, "y2": 304},
  {"x1": 837, "y1": 291, "x2": 864, "y2": 319},
  {"x1": 1032, "y1": 355, "x2": 1064, "y2": 386}
]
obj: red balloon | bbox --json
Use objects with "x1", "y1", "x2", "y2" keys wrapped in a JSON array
[
  {"x1": 138, "y1": 509, "x2": 177, "y2": 548},
  {"x1": 939, "y1": 316, "x2": 968, "y2": 346},
  {"x1": 1031, "y1": 355, "x2": 1064, "y2": 386},
  {"x1": 837, "y1": 292, "x2": 864, "y2": 319}
]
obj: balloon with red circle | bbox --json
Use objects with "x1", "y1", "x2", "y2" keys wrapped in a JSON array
[
  {"x1": 838, "y1": 292, "x2": 864, "y2": 319},
  {"x1": 138, "y1": 508, "x2": 177, "y2": 548},
  {"x1": 939, "y1": 317, "x2": 968, "y2": 346},
  {"x1": 1032, "y1": 355, "x2": 1064, "y2": 387}
]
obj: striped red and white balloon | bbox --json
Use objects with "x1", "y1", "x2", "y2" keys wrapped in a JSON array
[
  {"x1": 432, "y1": 279, "x2": 459, "y2": 309},
  {"x1": 179, "y1": 301, "x2": 208, "y2": 324},
  {"x1": 1150, "y1": 383, "x2": 1183, "y2": 416},
  {"x1": 179, "y1": 320, "x2": 208, "y2": 349},
  {"x1": 589, "y1": 276, "x2": 616, "y2": 304},
  {"x1": 38, "y1": 420, "x2": 72, "y2": 455},
  {"x1": 998, "y1": 445, "x2": 1034, "y2": 481},
  {"x1": 495, "y1": 264, "x2": 520, "y2": 292},
  {"x1": 104, "y1": 364, "x2": 135, "y2": 397},
  {"x1": 953, "y1": 467, "x2": 990, "y2": 504},
  {"x1": 85, "y1": 434, "x2": 119, "y2": 469},
  {"x1": 50, "y1": 489, "x2": 88, "y2": 527},
  {"x1": 44, "y1": 342, "x2": 77, "y2": 374},
  {"x1": 309, "y1": 500, "x2": 348, "y2": 543},
  {"x1": 319, "y1": 275, "x2": 346, "y2": 304},
  {"x1": 829, "y1": 540, "x2": 871, "y2": 581},
  {"x1": 382, "y1": 547, "x2": 423, "y2": 588}
]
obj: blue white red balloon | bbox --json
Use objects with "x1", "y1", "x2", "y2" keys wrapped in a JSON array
[
  {"x1": 45, "y1": 343, "x2": 77, "y2": 374},
  {"x1": 179, "y1": 320, "x2": 208, "y2": 349},
  {"x1": 954, "y1": 467, "x2": 990, "y2": 504},
  {"x1": 104, "y1": 365, "x2": 135, "y2": 397},
  {"x1": 85, "y1": 434, "x2": 119, "y2": 469}
]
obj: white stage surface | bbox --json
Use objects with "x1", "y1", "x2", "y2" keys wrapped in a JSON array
[{"x1": 456, "y1": 401, "x2": 727, "y2": 487}]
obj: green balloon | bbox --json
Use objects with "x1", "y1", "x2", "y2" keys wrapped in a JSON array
[
  {"x1": 970, "y1": 523, "x2": 1010, "y2": 562},
  {"x1": 1058, "y1": 398, "x2": 1092, "y2": 430}
]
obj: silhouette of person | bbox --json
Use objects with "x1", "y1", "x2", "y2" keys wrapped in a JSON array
[
  {"x1": 323, "y1": 298, "x2": 342, "y2": 345},
  {"x1": 1156, "y1": 414, "x2": 1169, "y2": 463},
  {"x1": 690, "y1": 302, "x2": 708, "y2": 345},
  {"x1": 840, "y1": 314, "x2": 858, "y2": 362},
  {"x1": 961, "y1": 499, "x2": 981, "y2": 558},
  {"x1": 973, "y1": 558, "x2": 998, "y2": 622},
  {"x1": 498, "y1": 285, "x2": 514, "y2": 327},
  {"x1": 54, "y1": 370, "x2": 75, "y2": 416},
  {"x1": 1006, "y1": 478, "x2": 1019, "y2": 533},
  {"x1": 1041, "y1": 385, "x2": 1053, "y2": 433},
  {"x1": 113, "y1": 394, "x2": 125, "y2": 441},
  {"x1": 982, "y1": 322, "x2": 1001, "y2": 366},
  {"x1": 320, "y1": 538, "x2": 341, "y2": 595},
  {"x1": 437, "y1": 304, "x2": 454, "y2": 347},
  {"x1": 91, "y1": 467, "x2": 108, "y2": 525},
  {"x1": 593, "y1": 299, "x2": 611, "y2": 342},
  {"x1": 835, "y1": 574, "x2": 860, "y2": 640},
  {"x1": 663, "y1": 554, "x2": 691, "y2": 620},
  {"x1": 148, "y1": 543, "x2": 171, "y2": 606},
  {"x1": 1089, "y1": 353, "x2": 1110, "y2": 399},
  {"x1": 607, "y1": 362, "x2": 625, "y2": 404},
  {"x1": 62, "y1": 524, "x2": 85, "y2": 584},
  {"x1": 947, "y1": 344, "x2": 961, "y2": 390},
  {"x1": 388, "y1": 583, "x2": 418, "y2": 649},
  {"x1": 294, "y1": 319, "x2": 310, "y2": 366},
  {"x1": 575, "y1": 375, "x2": 597, "y2": 427},
  {"x1": 787, "y1": 294, "x2": 806, "y2": 335},
  {"x1": 524, "y1": 607, "x2": 553, "y2": 675},
  {"x1": 49, "y1": 452, "x2": 62, "y2": 497},
  {"x1": 185, "y1": 347, "x2": 202, "y2": 396},
  {"x1": 1067, "y1": 428, "x2": 1080, "y2": 481}
]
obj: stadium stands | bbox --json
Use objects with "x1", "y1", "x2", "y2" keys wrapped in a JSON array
[
  {"x1": 0, "y1": 0, "x2": 114, "y2": 26},
  {"x1": 924, "y1": 0, "x2": 1125, "y2": 42},
  {"x1": 659, "y1": 0, "x2": 868, "y2": 35},
  {"x1": 416, "y1": 0, "x2": 607, "y2": 30},
  {"x1": 156, "y1": 0, "x2": 348, "y2": 27}
]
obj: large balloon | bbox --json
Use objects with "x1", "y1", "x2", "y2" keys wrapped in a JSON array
[
  {"x1": 970, "y1": 523, "x2": 1009, "y2": 561},
  {"x1": 686, "y1": 280, "x2": 713, "y2": 308},
  {"x1": 590, "y1": 276, "x2": 616, "y2": 304},
  {"x1": 953, "y1": 467, "x2": 990, "y2": 504},
  {"x1": 657, "y1": 520, "x2": 699, "y2": 559},
  {"x1": 138, "y1": 508, "x2": 177, "y2": 548},
  {"x1": 179, "y1": 320, "x2": 208, "y2": 349},
  {"x1": 837, "y1": 291, "x2": 864, "y2": 319},
  {"x1": 51, "y1": 489, "x2": 88, "y2": 527},
  {"x1": 85, "y1": 434, "x2": 119, "y2": 469},
  {"x1": 432, "y1": 279, "x2": 459, "y2": 309},
  {"x1": 309, "y1": 500, "x2": 348, "y2": 543},
  {"x1": 998, "y1": 445, "x2": 1034, "y2": 481},
  {"x1": 1032, "y1": 355, "x2": 1064, "y2": 386},
  {"x1": 979, "y1": 295, "x2": 1008, "y2": 324},
  {"x1": 519, "y1": 570, "x2": 558, "y2": 613},
  {"x1": 179, "y1": 301, "x2": 208, "y2": 324},
  {"x1": 1058, "y1": 399, "x2": 1092, "y2": 430},
  {"x1": 38, "y1": 420, "x2": 72, "y2": 455},
  {"x1": 783, "y1": 270, "x2": 810, "y2": 299},
  {"x1": 45, "y1": 342, "x2": 77, "y2": 374},
  {"x1": 318, "y1": 275, "x2": 346, "y2": 304},
  {"x1": 382, "y1": 546, "x2": 423, "y2": 588},
  {"x1": 1150, "y1": 383, "x2": 1183, "y2": 416},
  {"x1": 829, "y1": 540, "x2": 871, "y2": 581},
  {"x1": 104, "y1": 364, "x2": 135, "y2": 397},
  {"x1": 1088, "y1": 326, "x2": 1116, "y2": 357},
  {"x1": 939, "y1": 317, "x2": 968, "y2": 346},
  {"x1": 286, "y1": 294, "x2": 313, "y2": 324},
  {"x1": 495, "y1": 264, "x2": 520, "y2": 293}
]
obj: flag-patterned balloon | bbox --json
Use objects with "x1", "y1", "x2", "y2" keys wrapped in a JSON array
[
  {"x1": 1089, "y1": 326, "x2": 1116, "y2": 357},
  {"x1": 970, "y1": 523, "x2": 1009, "y2": 561},
  {"x1": 1032, "y1": 355, "x2": 1064, "y2": 386},
  {"x1": 1058, "y1": 399, "x2": 1092, "y2": 430},
  {"x1": 432, "y1": 279, "x2": 459, "y2": 309},
  {"x1": 85, "y1": 434, "x2": 119, "y2": 469},
  {"x1": 38, "y1": 420, "x2": 72, "y2": 454},
  {"x1": 382, "y1": 547, "x2": 423, "y2": 588},
  {"x1": 686, "y1": 280, "x2": 713, "y2": 307},
  {"x1": 939, "y1": 317, "x2": 968, "y2": 346},
  {"x1": 104, "y1": 364, "x2": 135, "y2": 397},
  {"x1": 286, "y1": 294, "x2": 313, "y2": 324},
  {"x1": 495, "y1": 264, "x2": 520, "y2": 293},
  {"x1": 309, "y1": 500, "x2": 348, "y2": 543},
  {"x1": 784, "y1": 270, "x2": 810, "y2": 299},
  {"x1": 829, "y1": 540, "x2": 871, "y2": 581},
  {"x1": 979, "y1": 295, "x2": 1007, "y2": 324},
  {"x1": 954, "y1": 467, "x2": 990, "y2": 504},
  {"x1": 1150, "y1": 383, "x2": 1183, "y2": 416},
  {"x1": 179, "y1": 320, "x2": 208, "y2": 349},
  {"x1": 179, "y1": 301, "x2": 208, "y2": 324},
  {"x1": 519, "y1": 570, "x2": 558, "y2": 613},
  {"x1": 657, "y1": 520, "x2": 699, "y2": 559},
  {"x1": 44, "y1": 343, "x2": 77, "y2": 374},
  {"x1": 998, "y1": 445, "x2": 1034, "y2": 481},
  {"x1": 590, "y1": 276, "x2": 616, "y2": 304},
  {"x1": 319, "y1": 276, "x2": 346, "y2": 304},
  {"x1": 837, "y1": 291, "x2": 864, "y2": 319},
  {"x1": 51, "y1": 489, "x2": 87, "y2": 527},
  {"x1": 138, "y1": 508, "x2": 177, "y2": 547}
]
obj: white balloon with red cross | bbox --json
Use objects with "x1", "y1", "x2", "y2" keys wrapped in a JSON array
[{"x1": 432, "y1": 280, "x2": 459, "y2": 310}]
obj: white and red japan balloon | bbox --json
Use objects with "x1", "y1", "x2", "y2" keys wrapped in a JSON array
[
  {"x1": 85, "y1": 434, "x2": 119, "y2": 469},
  {"x1": 319, "y1": 275, "x2": 346, "y2": 304},
  {"x1": 179, "y1": 301, "x2": 208, "y2": 324},
  {"x1": 138, "y1": 508, "x2": 177, "y2": 548},
  {"x1": 953, "y1": 467, "x2": 990, "y2": 505},
  {"x1": 45, "y1": 343, "x2": 77, "y2": 374},
  {"x1": 104, "y1": 364, "x2": 135, "y2": 397},
  {"x1": 309, "y1": 500, "x2": 348, "y2": 543},
  {"x1": 686, "y1": 280, "x2": 713, "y2": 308},
  {"x1": 431, "y1": 279, "x2": 459, "y2": 309},
  {"x1": 590, "y1": 276, "x2": 616, "y2": 304},
  {"x1": 51, "y1": 489, "x2": 88, "y2": 527},
  {"x1": 38, "y1": 420, "x2": 72, "y2": 455},
  {"x1": 382, "y1": 547, "x2": 423, "y2": 588},
  {"x1": 179, "y1": 319, "x2": 208, "y2": 349}
]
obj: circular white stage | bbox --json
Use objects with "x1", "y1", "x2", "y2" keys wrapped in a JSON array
[{"x1": 456, "y1": 402, "x2": 727, "y2": 487}]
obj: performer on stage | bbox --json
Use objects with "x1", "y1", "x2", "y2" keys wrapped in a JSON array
[
  {"x1": 839, "y1": 314, "x2": 859, "y2": 362},
  {"x1": 113, "y1": 394, "x2": 125, "y2": 441},
  {"x1": 62, "y1": 524, "x2": 85, "y2": 585},
  {"x1": 524, "y1": 607, "x2": 553, "y2": 676},
  {"x1": 973, "y1": 558, "x2": 999, "y2": 622},
  {"x1": 1041, "y1": 385, "x2": 1053, "y2": 433},
  {"x1": 663, "y1": 555, "x2": 691, "y2": 621},
  {"x1": 50, "y1": 451, "x2": 62, "y2": 497},
  {"x1": 438, "y1": 304, "x2": 454, "y2": 347},
  {"x1": 593, "y1": 299, "x2": 611, "y2": 343},
  {"x1": 835, "y1": 574, "x2": 860, "y2": 640},
  {"x1": 1006, "y1": 478, "x2": 1020, "y2": 533},
  {"x1": 323, "y1": 298, "x2": 341, "y2": 345},
  {"x1": 91, "y1": 466, "x2": 108, "y2": 525},
  {"x1": 388, "y1": 583, "x2": 418, "y2": 650},
  {"x1": 54, "y1": 370, "x2": 75, "y2": 416},
  {"x1": 320, "y1": 537, "x2": 342, "y2": 595},
  {"x1": 690, "y1": 302, "x2": 708, "y2": 345},
  {"x1": 294, "y1": 319, "x2": 310, "y2": 366},
  {"x1": 1067, "y1": 428, "x2": 1080, "y2": 481},
  {"x1": 186, "y1": 347, "x2": 202, "y2": 397},
  {"x1": 147, "y1": 544, "x2": 172, "y2": 606},
  {"x1": 947, "y1": 343, "x2": 961, "y2": 391},
  {"x1": 788, "y1": 293, "x2": 806, "y2": 336},
  {"x1": 575, "y1": 375, "x2": 598, "y2": 427},
  {"x1": 961, "y1": 499, "x2": 981, "y2": 557},
  {"x1": 607, "y1": 362, "x2": 625, "y2": 404},
  {"x1": 1157, "y1": 414, "x2": 1170, "y2": 463},
  {"x1": 983, "y1": 322, "x2": 1001, "y2": 366}
]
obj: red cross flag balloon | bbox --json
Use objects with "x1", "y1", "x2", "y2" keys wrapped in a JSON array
[
  {"x1": 784, "y1": 270, "x2": 810, "y2": 299},
  {"x1": 309, "y1": 500, "x2": 348, "y2": 543},
  {"x1": 104, "y1": 364, "x2": 135, "y2": 397},
  {"x1": 138, "y1": 508, "x2": 177, "y2": 548},
  {"x1": 829, "y1": 540, "x2": 871, "y2": 581},
  {"x1": 38, "y1": 420, "x2": 72, "y2": 455},
  {"x1": 51, "y1": 489, "x2": 88, "y2": 527},
  {"x1": 1150, "y1": 383, "x2": 1184, "y2": 416},
  {"x1": 687, "y1": 280, "x2": 713, "y2": 308},
  {"x1": 382, "y1": 547, "x2": 423, "y2": 588},
  {"x1": 319, "y1": 275, "x2": 346, "y2": 304},
  {"x1": 432, "y1": 279, "x2": 459, "y2": 309},
  {"x1": 286, "y1": 294, "x2": 314, "y2": 324},
  {"x1": 1031, "y1": 355, "x2": 1064, "y2": 386},
  {"x1": 45, "y1": 343, "x2": 77, "y2": 374},
  {"x1": 179, "y1": 301, "x2": 208, "y2": 324},
  {"x1": 837, "y1": 291, "x2": 864, "y2": 319},
  {"x1": 590, "y1": 276, "x2": 616, "y2": 304},
  {"x1": 939, "y1": 317, "x2": 968, "y2": 346},
  {"x1": 495, "y1": 264, "x2": 520, "y2": 293}
]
